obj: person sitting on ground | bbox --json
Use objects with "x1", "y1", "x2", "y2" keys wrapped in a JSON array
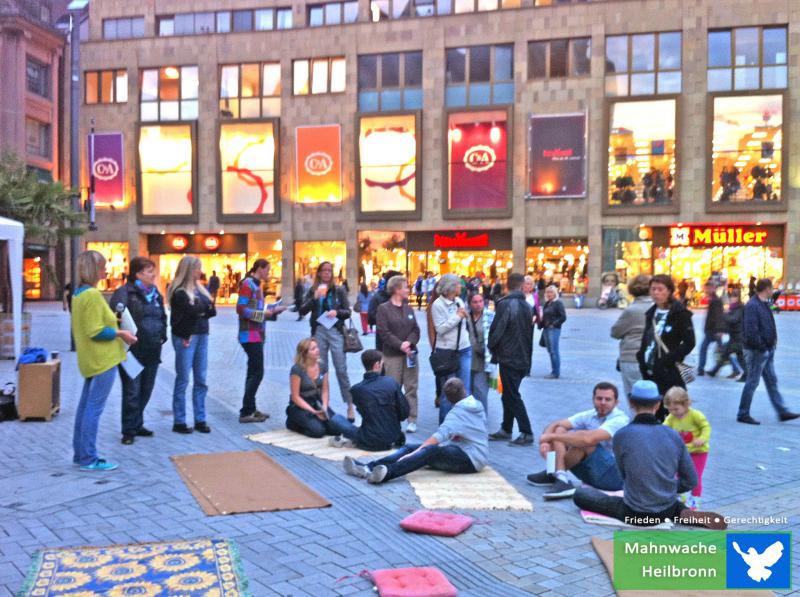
[
  {"x1": 527, "y1": 382, "x2": 629, "y2": 500},
  {"x1": 285, "y1": 338, "x2": 357, "y2": 439},
  {"x1": 329, "y1": 349, "x2": 410, "y2": 451},
  {"x1": 572, "y1": 380, "x2": 727, "y2": 529},
  {"x1": 342, "y1": 378, "x2": 487, "y2": 484}
]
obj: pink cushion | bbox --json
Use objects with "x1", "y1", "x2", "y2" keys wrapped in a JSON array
[
  {"x1": 370, "y1": 567, "x2": 458, "y2": 597},
  {"x1": 399, "y1": 511, "x2": 474, "y2": 537}
]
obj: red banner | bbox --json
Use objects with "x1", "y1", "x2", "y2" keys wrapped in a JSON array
[
  {"x1": 89, "y1": 133, "x2": 124, "y2": 206},
  {"x1": 296, "y1": 124, "x2": 342, "y2": 204},
  {"x1": 448, "y1": 118, "x2": 507, "y2": 211}
]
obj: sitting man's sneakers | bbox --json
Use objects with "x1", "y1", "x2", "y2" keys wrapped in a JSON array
[
  {"x1": 329, "y1": 435, "x2": 356, "y2": 448},
  {"x1": 508, "y1": 433, "x2": 534, "y2": 447},
  {"x1": 736, "y1": 415, "x2": 760, "y2": 425},
  {"x1": 80, "y1": 459, "x2": 118, "y2": 472},
  {"x1": 678, "y1": 508, "x2": 727, "y2": 530},
  {"x1": 343, "y1": 456, "x2": 370, "y2": 479},
  {"x1": 488, "y1": 429, "x2": 512, "y2": 441},
  {"x1": 779, "y1": 411, "x2": 800, "y2": 422},
  {"x1": 527, "y1": 470, "x2": 556, "y2": 486},
  {"x1": 239, "y1": 410, "x2": 269, "y2": 424},
  {"x1": 367, "y1": 464, "x2": 388, "y2": 484},
  {"x1": 172, "y1": 423, "x2": 193, "y2": 434},
  {"x1": 194, "y1": 422, "x2": 211, "y2": 433},
  {"x1": 135, "y1": 427, "x2": 154, "y2": 437},
  {"x1": 543, "y1": 478, "x2": 576, "y2": 500}
]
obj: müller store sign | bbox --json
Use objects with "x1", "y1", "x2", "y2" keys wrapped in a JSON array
[{"x1": 652, "y1": 224, "x2": 784, "y2": 249}]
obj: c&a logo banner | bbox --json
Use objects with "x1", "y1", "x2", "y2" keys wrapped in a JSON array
[{"x1": 614, "y1": 531, "x2": 792, "y2": 590}]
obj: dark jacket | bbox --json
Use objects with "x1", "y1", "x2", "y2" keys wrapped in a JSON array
[
  {"x1": 488, "y1": 290, "x2": 534, "y2": 372},
  {"x1": 636, "y1": 301, "x2": 695, "y2": 392},
  {"x1": 109, "y1": 282, "x2": 167, "y2": 366},
  {"x1": 368, "y1": 288, "x2": 391, "y2": 350},
  {"x1": 541, "y1": 299, "x2": 567, "y2": 329},
  {"x1": 170, "y1": 289, "x2": 216, "y2": 341},
  {"x1": 724, "y1": 302, "x2": 744, "y2": 345},
  {"x1": 299, "y1": 285, "x2": 350, "y2": 336},
  {"x1": 742, "y1": 296, "x2": 777, "y2": 351},
  {"x1": 293, "y1": 280, "x2": 305, "y2": 307},
  {"x1": 704, "y1": 294, "x2": 725, "y2": 334},
  {"x1": 376, "y1": 300, "x2": 420, "y2": 358},
  {"x1": 351, "y1": 372, "x2": 409, "y2": 451}
]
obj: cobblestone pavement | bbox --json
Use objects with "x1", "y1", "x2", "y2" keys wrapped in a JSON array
[{"x1": 1, "y1": 304, "x2": 799, "y2": 596}]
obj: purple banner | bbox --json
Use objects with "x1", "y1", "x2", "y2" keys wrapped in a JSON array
[{"x1": 89, "y1": 133, "x2": 124, "y2": 205}]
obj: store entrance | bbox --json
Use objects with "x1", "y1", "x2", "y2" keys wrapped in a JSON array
[
  {"x1": 155, "y1": 253, "x2": 248, "y2": 305},
  {"x1": 407, "y1": 250, "x2": 513, "y2": 283}
]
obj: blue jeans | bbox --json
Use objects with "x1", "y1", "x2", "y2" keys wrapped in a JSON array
[
  {"x1": 697, "y1": 333, "x2": 721, "y2": 372},
  {"x1": 570, "y1": 445, "x2": 624, "y2": 491},
  {"x1": 437, "y1": 347, "x2": 472, "y2": 423},
  {"x1": 73, "y1": 367, "x2": 117, "y2": 466},
  {"x1": 737, "y1": 348, "x2": 788, "y2": 418},
  {"x1": 574, "y1": 295, "x2": 584, "y2": 309},
  {"x1": 470, "y1": 369, "x2": 489, "y2": 414},
  {"x1": 543, "y1": 327, "x2": 561, "y2": 377},
  {"x1": 366, "y1": 443, "x2": 476, "y2": 482},
  {"x1": 172, "y1": 334, "x2": 208, "y2": 425},
  {"x1": 285, "y1": 405, "x2": 357, "y2": 439}
]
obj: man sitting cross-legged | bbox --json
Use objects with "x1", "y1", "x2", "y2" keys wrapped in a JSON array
[
  {"x1": 342, "y1": 378, "x2": 487, "y2": 484},
  {"x1": 527, "y1": 382, "x2": 629, "y2": 500},
  {"x1": 328, "y1": 349, "x2": 410, "y2": 451},
  {"x1": 572, "y1": 380, "x2": 727, "y2": 529}
]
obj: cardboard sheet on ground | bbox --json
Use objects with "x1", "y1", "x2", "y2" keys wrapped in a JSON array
[
  {"x1": 247, "y1": 429, "x2": 394, "y2": 461},
  {"x1": 171, "y1": 450, "x2": 330, "y2": 515},
  {"x1": 590, "y1": 537, "x2": 772, "y2": 597},
  {"x1": 407, "y1": 467, "x2": 533, "y2": 511}
]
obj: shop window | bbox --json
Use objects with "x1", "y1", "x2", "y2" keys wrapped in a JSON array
[
  {"x1": 295, "y1": 241, "x2": 347, "y2": 283},
  {"x1": 103, "y1": 17, "x2": 145, "y2": 40},
  {"x1": 525, "y1": 241, "x2": 588, "y2": 294},
  {"x1": 357, "y1": 113, "x2": 418, "y2": 215},
  {"x1": 157, "y1": 253, "x2": 250, "y2": 305},
  {"x1": 528, "y1": 38, "x2": 591, "y2": 80},
  {"x1": 86, "y1": 242, "x2": 129, "y2": 292},
  {"x1": 219, "y1": 121, "x2": 278, "y2": 217},
  {"x1": 26, "y1": 57, "x2": 49, "y2": 98},
  {"x1": 605, "y1": 32, "x2": 681, "y2": 96},
  {"x1": 358, "y1": 231, "x2": 407, "y2": 284},
  {"x1": 296, "y1": 124, "x2": 343, "y2": 204},
  {"x1": 309, "y1": 1, "x2": 358, "y2": 26},
  {"x1": 447, "y1": 110, "x2": 509, "y2": 213},
  {"x1": 140, "y1": 66, "x2": 198, "y2": 121},
  {"x1": 25, "y1": 119, "x2": 50, "y2": 159},
  {"x1": 219, "y1": 62, "x2": 281, "y2": 118},
  {"x1": 358, "y1": 52, "x2": 422, "y2": 111},
  {"x1": 23, "y1": 255, "x2": 43, "y2": 300},
  {"x1": 293, "y1": 57, "x2": 345, "y2": 95},
  {"x1": 85, "y1": 69, "x2": 127, "y2": 104},
  {"x1": 711, "y1": 94, "x2": 782, "y2": 204},
  {"x1": 602, "y1": 227, "x2": 652, "y2": 282},
  {"x1": 607, "y1": 99, "x2": 676, "y2": 207},
  {"x1": 138, "y1": 124, "x2": 194, "y2": 218},
  {"x1": 446, "y1": 45, "x2": 513, "y2": 106},
  {"x1": 708, "y1": 27, "x2": 786, "y2": 91}
]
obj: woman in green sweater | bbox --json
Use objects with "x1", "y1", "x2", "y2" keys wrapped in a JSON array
[{"x1": 71, "y1": 251, "x2": 137, "y2": 471}]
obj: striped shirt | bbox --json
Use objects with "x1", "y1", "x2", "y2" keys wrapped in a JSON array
[{"x1": 237, "y1": 276, "x2": 265, "y2": 343}]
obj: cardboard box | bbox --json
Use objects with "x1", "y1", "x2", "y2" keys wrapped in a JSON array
[{"x1": 18, "y1": 359, "x2": 60, "y2": 421}]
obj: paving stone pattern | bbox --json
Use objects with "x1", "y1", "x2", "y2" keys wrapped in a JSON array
[{"x1": 1, "y1": 304, "x2": 799, "y2": 596}]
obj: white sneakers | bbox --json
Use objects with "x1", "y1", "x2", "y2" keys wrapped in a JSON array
[{"x1": 406, "y1": 422, "x2": 417, "y2": 433}]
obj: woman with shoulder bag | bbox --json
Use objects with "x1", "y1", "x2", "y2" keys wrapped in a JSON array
[{"x1": 430, "y1": 274, "x2": 472, "y2": 422}]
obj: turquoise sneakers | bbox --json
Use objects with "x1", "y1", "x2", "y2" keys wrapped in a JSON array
[{"x1": 79, "y1": 459, "x2": 119, "y2": 472}]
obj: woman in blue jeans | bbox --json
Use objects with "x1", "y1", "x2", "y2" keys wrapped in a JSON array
[
  {"x1": 168, "y1": 256, "x2": 216, "y2": 434},
  {"x1": 541, "y1": 285, "x2": 567, "y2": 379}
]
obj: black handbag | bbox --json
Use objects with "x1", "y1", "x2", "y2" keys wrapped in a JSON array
[
  {"x1": 343, "y1": 317, "x2": 363, "y2": 353},
  {"x1": 428, "y1": 318, "x2": 463, "y2": 376}
]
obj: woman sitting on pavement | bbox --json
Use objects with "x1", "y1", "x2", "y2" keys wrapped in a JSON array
[
  {"x1": 286, "y1": 337, "x2": 358, "y2": 439},
  {"x1": 342, "y1": 378, "x2": 488, "y2": 484}
]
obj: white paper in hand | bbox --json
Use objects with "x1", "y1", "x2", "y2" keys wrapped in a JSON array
[
  {"x1": 119, "y1": 307, "x2": 138, "y2": 335},
  {"x1": 120, "y1": 351, "x2": 144, "y2": 379},
  {"x1": 316, "y1": 312, "x2": 338, "y2": 330}
]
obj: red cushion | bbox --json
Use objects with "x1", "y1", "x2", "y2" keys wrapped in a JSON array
[
  {"x1": 370, "y1": 567, "x2": 458, "y2": 597},
  {"x1": 399, "y1": 511, "x2": 474, "y2": 537}
]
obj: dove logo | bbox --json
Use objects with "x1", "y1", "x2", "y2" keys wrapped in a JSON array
[{"x1": 726, "y1": 533, "x2": 791, "y2": 589}]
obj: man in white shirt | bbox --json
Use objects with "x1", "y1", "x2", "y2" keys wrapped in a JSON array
[{"x1": 526, "y1": 382, "x2": 629, "y2": 500}]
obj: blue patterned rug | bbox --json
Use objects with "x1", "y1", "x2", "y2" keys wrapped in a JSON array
[{"x1": 19, "y1": 538, "x2": 250, "y2": 596}]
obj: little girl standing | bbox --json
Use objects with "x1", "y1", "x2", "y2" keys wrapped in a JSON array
[{"x1": 664, "y1": 387, "x2": 711, "y2": 510}]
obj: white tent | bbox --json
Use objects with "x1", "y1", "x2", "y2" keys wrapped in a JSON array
[{"x1": 0, "y1": 216, "x2": 24, "y2": 359}]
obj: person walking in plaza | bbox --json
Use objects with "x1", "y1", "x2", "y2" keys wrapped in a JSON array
[
  {"x1": 663, "y1": 387, "x2": 711, "y2": 510},
  {"x1": 376, "y1": 275, "x2": 421, "y2": 433},
  {"x1": 736, "y1": 278, "x2": 800, "y2": 425},
  {"x1": 207, "y1": 270, "x2": 220, "y2": 306},
  {"x1": 467, "y1": 292, "x2": 495, "y2": 414},
  {"x1": 168, "y1": 256, "x2": 216, "y2": 435},
  {"x1": 540, "y1": 285, "x2": 566, "y2": 379},
  {"x1": 342, "y1": 378, "x2": 487, "y2": 484},
  {"x1": 293, "y1": 276, "x2": 306, "y2": 321},
  {"x1": 636, "y1": 274, "x2": 695, "y2": 420},
  {"x1": 423, "y1": 272, "x2": 437, "y2": 307},
  {"x1": 431, "y1": 274, "x2": 472, "y2": 422},
  {"x1": 72, "y1": 250, "x2": 136, "y2": 471},
  {"x1": 707, "y1": 289, "x2": 745, "y2": 380},
  {"x1": 414, "y1": 274, "x2": 424, "y2": 310},
  {"x1": 110, "y1": 257, "x2": 166, "y2": 446},
  {"x1": 286, "y1": 337, "x2": 357, "y2": 438},
  {"x1": 488, "y1": 273, "x2": 535, "y2": 446},
  {"x1": 610, "y1": 275, "x2": 653, "y2": 397},
  {"x1": 237, "y1": 259, "x2": 286, "y2": 424},
  {"x1": 299, "y1": 261, "x2": 355, "y2": 420},
  {"x1": 355, "y1": 282, "x2": 374, "y2": 335},
  {"x1": 697, "y1": 282, "x2": 725, "y2": 376}
]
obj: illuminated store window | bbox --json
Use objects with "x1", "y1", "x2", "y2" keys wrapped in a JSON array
[
  {"x1": 446, "y1": 44, "x2": 514, "y2": 106},
  {"x1": 219, "y1": 121, "x2": 278, "y2": 217},
  {"x1": 711, "y1": 94, "x2": 782, "y2": 204},
  {"x1": 605, "y1": 32, "x2": 681, "y2": 96},
  {"x1": 358, "y1": 52, "x2": 422, "y2": 111},
  {"x1": 525, "y1": 241, "x2": 588, "y2": 294},
  {"x1": 707, "y1": 26, "x2": 787, "y2": 91},
  {"x1": 219, "y1": 62, "x2": 281, "y2": 118},
  {"x1": 528, "y1": 38, "x2": 591, "y2": 79},
  {"x1": 293, "y1": 57, "x2": 346, "y2": 95},
  {"x1": 85, "y1": 69, "x2": 127, "y2": 104},
  {"x1": 607, "y1": 99, "x2": 676, "y2": 206},
  {"x1": 295, "y1": 241, "x2": 347, "y2": 282},
  {"x1": 358, "y1": 231, "x2": 407, "y2": 284},
  {"x1": 86, "y1": 242, "x2": 130, "y2": 292},
  {"x1": 140, "y1": 66, "x2": 198, "y2": 121},
  {"x1": 138, "y1": 124, "x2": 195, "y2": 218}
]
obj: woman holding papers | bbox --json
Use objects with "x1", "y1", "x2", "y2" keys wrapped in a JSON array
[
  {"x1": 110, "y1": 257, "x2": 167, "y2": 446},
  {"x1": 299, "y1": 261, "x2": 355, "y2": 421},
  {"x1": 71, "y1": 250, "x2": 137, "y2": 471},
  {"x1": 168, "y1": 256, "x2": 216, "y2": 435}
]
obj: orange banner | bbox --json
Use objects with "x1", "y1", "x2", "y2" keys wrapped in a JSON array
[{"x1": 295, "y1": 124, "x2": 342, "y2": 203}]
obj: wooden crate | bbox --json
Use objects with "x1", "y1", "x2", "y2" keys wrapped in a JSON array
[{"x1": 18, "y1": 359, "x2": 60, "y2": 421}]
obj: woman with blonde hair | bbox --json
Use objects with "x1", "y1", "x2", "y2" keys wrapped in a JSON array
[
  {"x1": 540, "y1": 285, "x2": 567, "y2": 379},
  {"x1": 168, "y1": 256, "x2": 216, "y2": 434},
  {"x1": 72, "y1": 250, "x2": 137, "y2": 471}
]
